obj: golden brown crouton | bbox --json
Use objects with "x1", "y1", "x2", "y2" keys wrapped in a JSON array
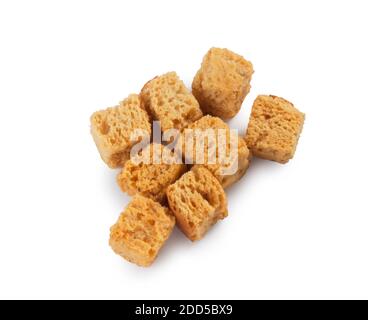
[
  {"x1": 245, "y1": 95, "x2": 305, "y2": 163},
  {"x1": 90, "y1": 94, "x2": 151, "y2": 168},
  {"x1": 140, "y1": 72, "x2": 203, "y2": 131},
  {"x1": 117, "y1": 143, "x2": 187, "y2": 203},
  {"x1": 178, "y1": 115, "x2": 251, "y2": 188},
  {"x1": 192, "y1": 48, "x2": 253, "y2": 119},
  {"x1": 109, "y1": 195, "x2": 175, "y2": 267},
  {"x1": 166, "y1": 167, "x2": 227, "y2": 241}
]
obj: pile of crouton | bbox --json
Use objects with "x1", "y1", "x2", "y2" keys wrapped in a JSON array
[{"x1": 90, "y1": 47, "x2": 305, "y2": 267}]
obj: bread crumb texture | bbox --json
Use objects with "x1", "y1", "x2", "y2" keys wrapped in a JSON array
[
  {"x1": 90, "y1": 94, "x2": 151, "y2": 168},
  {"x1": 178, "y1": 115, "x2": 251, "y2": 188},
  {"x1": 109, "y1": 195, "x2": 175, "y2": 267},
  {"x1": 117, "y1": 143, "x2": 187, "y2": 203},
  {"x1": 192, "y1": 47, "x2": 253, "y2": 119},
  {"x1": 167, "y1": 166, "x2": 227, "y2": 241},
  {"x1": 140, "y1": 72, "x2": 203, "y2": 131},
  {"x1": 245, "y1": 95, "x2": 305, "y2": 163}
]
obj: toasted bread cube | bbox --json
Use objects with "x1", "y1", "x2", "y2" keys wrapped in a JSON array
[
  {"x1": 192, "y1": 48, "x2": 253, "y2": 119},
  {"x1": 178, "y1": 115, "x2": 251, "y2": 188},
  {"x1": 90, "y1": 94, "x2": 151, "y2": 168},
  {"x1": 245, "y1": 95, "x2": 305, "y2": 163},
  {"x1": 167, "y1": 166, "x2": 228, "y2": 241},
  {"x1": 117, "y1": 143, "x2": 187, "y2": 203},
  {"x1": 109, "y1": 195, "x2": 175, "y2": 267},
  {"x1": 140, "y1": 72, "x2": 203, "y2": 131}
]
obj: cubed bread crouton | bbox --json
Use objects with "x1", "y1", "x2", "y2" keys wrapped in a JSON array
[
  {"x1": 192, "y1": 47, "x2": 254, "y2": 119},
  {"x1": 90, "y1": 94, "x2": 151, "y2": 168},
  {"x1": 109, "y1": 195, "x2": 175, "y2": 267},
  {"x1": 245, "y1": 95, "x2": 305, "y2": 163},
  {"x1": 166, "y1": 166, "x2": 228, "y2": 241},
  {"x1": 117, "y1": 143, "x2": 187, "y2": 203},
  {"x1": 177, "y1": 115, "x2": 251, "y2": 188},
  {"x1": 140, "y1": 72, "x2": 203, "y2": 131}
]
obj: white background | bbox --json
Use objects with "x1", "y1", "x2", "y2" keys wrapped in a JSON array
[{"x1": 0, "y1": 0, "x2": 367, "y2": 300}]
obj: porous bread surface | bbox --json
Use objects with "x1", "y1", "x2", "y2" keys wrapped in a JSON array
[
  {"x1": 192, "y1": 47, "x2": 254, "y2": 119},
  {"x1": 140, "y1": 72, "x2": 203, "y2": 131},
  {"x1": 166, "y1": 166, "x2": 227, "y2": 241},
  {"x1": 117, "y1": 143, "x2": 187, "y2": 203},
  {"x1": 178, "y1": 115, "x2": 251, "y2": 188},
  {"x1": 90, "y1": 94, "x2": 151, "y2": 168},
  {"x1": 109, "y1": 195, "x2": 175, "y2": 267},
  {"x1": 245, "y1": 95, "x2": 305, "y2": 163}
]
